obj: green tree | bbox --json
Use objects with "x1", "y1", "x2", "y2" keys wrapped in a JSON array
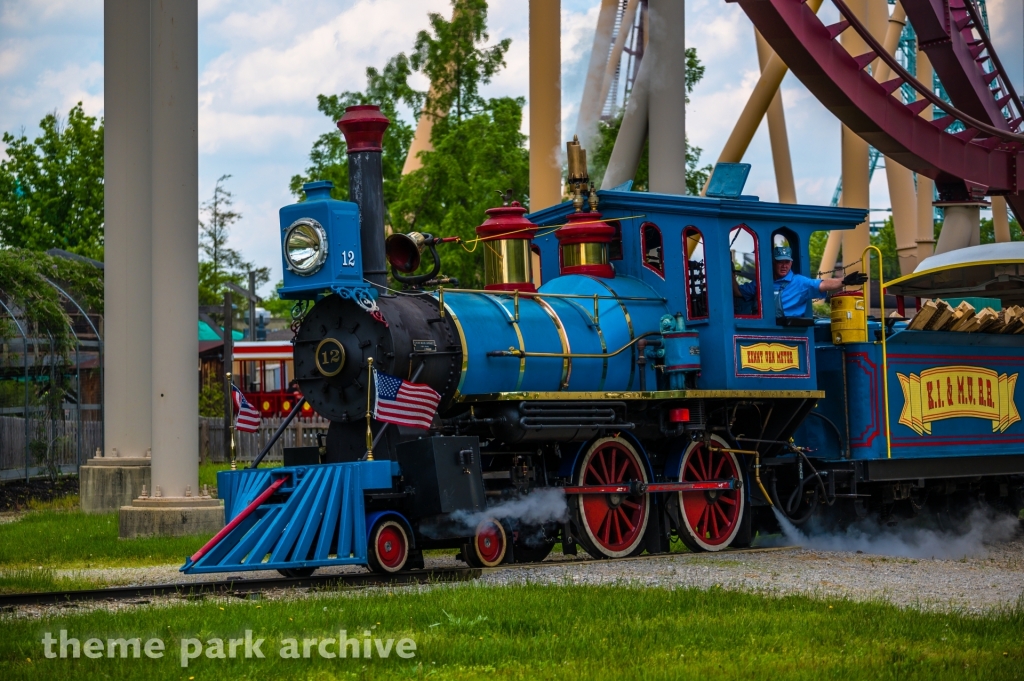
[
  {"x1": 389, "y1": 0, "x2": 525, "y2": 288},
  {"x1": 589, "y1": 47, "x2": 710, "y2": 194},
  {"x1": 411, "y1": 0, "x2": 510, "y2": 122},
  {"x1": 291, "y1": 0, "x2": 525, "y2": 288},
  {"x1": 0, "y1": 103, "x2": 104, "y2": 260},
  {"x1": 288, "y1": 55, "x2": 419, "y2": 208},
  {"x1": 262, "y1": 280, "x2": 295, "y2": 319},
  {"x1": 976, "y1": 216, "x2": 1021, "y2": 243},
  {"x1": 198, "y1": 175, "x2": 269, "y2": 306},
  {"x1": 392, "y1": 97, "x2": 530, "y2": 287}
]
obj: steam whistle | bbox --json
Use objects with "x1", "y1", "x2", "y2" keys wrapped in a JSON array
[
  {"x1": 385, "y1": 231, "x2": 458, "y2": 288},
  {"x1": 566, "y1": 135, "x2": 598, "y2": 213}
]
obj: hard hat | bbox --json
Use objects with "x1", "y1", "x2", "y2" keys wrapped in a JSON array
[{"x1": 772, "y1": 246, "x2": 793, "y2": 261}]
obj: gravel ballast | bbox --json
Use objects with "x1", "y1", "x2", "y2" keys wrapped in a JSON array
[{"x1": 2, "y1": 532, "x2": 1017, "y2": 619}]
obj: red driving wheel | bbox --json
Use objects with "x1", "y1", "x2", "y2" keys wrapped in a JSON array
[
  {"x1": 367, "y1": 518, "x2": 409, "y2": 573},
  {"x1": 575, "y1": 436, "x2": 650, "y2": 558},
  {"x1": 463, "y1": 519, "x2": 507, "y2": 567},
  {"x1": 676, "y1": 436, "x2": 745, "y2": 552}
]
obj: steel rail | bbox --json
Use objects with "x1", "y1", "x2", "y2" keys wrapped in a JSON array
[
  {"x1": 829, "y1": 0, "x2": 1024, "y2": 144},
  {"x1": 959, "y1": 0, "x2": 1024, "y2": 128},
  {"x1": 0, "y1": 568, "x2": 481, "y2": 608},
  {"x1": 0, "y1": 545, "x2": 807, "y2": 608}
]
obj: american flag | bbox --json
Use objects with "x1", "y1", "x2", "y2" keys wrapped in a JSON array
[
  {"x1": 231, "y1": 385, "x2": 261, "y2": 433},
  {"x1": 373, "y1": 369, "x2": 441, "y2": 430}
]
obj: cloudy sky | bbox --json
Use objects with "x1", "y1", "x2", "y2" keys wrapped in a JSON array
[{"x1": 1, "y1": 0, "x2": 1021, "y2": 294}]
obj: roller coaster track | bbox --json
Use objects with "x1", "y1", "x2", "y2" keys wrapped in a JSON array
[{"x1": 733, "y1": 0, "x2": 1024, "y2": 222}]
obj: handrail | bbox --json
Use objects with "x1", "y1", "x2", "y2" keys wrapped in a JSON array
[
  {"x1": 436, "y1": 287, "x2": 665, "y2": 302},
  {"x1": 831, "y1": 0, "x2": 1024, "y2": 144},
  {"x1": 861, "y1": 245, "x2": 892, "y2": 460},
  {"x1": 487, "y1": 330, "x2": 661, "y2": 359}
]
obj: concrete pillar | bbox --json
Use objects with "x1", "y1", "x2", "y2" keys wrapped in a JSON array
[
  {"x1": 113, "y1": 0, "x2": 222, "y2": 537},
  {"x1": 915, "y1": 51, "x2": 936, "y2": 265},
  {"x1": 149, "y1": 0, "x2": 199, "y2": 501},
  {"x1": 934, "y1": 203, "x2": 983, "y2": 254},
  {"x1": 754, "y1": 30, "x2": 796, "y2": 204},
  {"x1": 103, "y1": 0, "x2": 152, "y2": 460},
  {"x1": 840, "y1": 0, "x2": 871, "y2": 268},
  {"x1": 529, "y1": 0, "x2": 562, "y2": 210},
  {"x1": 576, "y1": 0, "x2": 620, "y2": 151},
  {"x1": 601, "y1": 53, "x2": 650, "y2": 189},
  {"x1": 647, "y1": 0, "x2": 687, "y2": 195},
  {"x1": 992, "y1": 196, "x2": 1012, "y2": 242}
]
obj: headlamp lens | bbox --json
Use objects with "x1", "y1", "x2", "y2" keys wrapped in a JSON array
[{"x1": 285, "y1": 219, "x2": 327, "y2": 275}]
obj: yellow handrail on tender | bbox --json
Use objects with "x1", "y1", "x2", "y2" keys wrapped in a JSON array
[{"x1": 861, "y1": 246, "x2": 892, "y2": 459}]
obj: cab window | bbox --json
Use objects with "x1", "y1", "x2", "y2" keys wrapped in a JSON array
[
  {"x1": 730, "y1": 225, "x2": 760, "y2": 318},
  {"x1": 772, "y1": 229, "x2": 799, "y2": 273},
  {"x1": 682, "y1": 227, "x2": 708, "y2": 319},
  {"x1": 608, "y1": 220, "x2": 623, "y2": 260},
  {"x1": 641, "y1": 222, "x2": 664, "y2": 277}
]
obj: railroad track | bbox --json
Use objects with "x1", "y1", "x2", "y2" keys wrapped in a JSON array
[
  {"x1": 0, "y1": 567, "x2": 481, "y2": 608},
  {"x1": 0, "y1": 545, "x2": 797, "y2": 609}
]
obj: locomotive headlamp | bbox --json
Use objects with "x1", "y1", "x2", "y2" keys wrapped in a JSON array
[{"x1": 284, "y1": 218, "x2": 328, "y2": 275}]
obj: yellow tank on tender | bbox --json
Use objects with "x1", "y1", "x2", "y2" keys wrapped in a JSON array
[{"x1": 830, "y1": 292, "x2": 866, "y2": 344}]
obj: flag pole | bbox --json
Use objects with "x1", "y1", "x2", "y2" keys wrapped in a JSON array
[{"x1": 365, "y1": 357, "x2": 375, "y2": 460}]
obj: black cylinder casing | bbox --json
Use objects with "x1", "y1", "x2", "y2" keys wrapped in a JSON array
[{"x1": 293, "y1": 294, "x2": 462, "y2": 424}]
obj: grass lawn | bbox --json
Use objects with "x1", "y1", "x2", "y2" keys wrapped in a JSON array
[
  {"x1": 0, "y1": 461, "x2": 282, "y2": 578},
  {"x1": 0, "y1": 510, "x2": 213, "y2": 573},
  {"x1": 1, "y1": 583, "x2": 1022, "y2": 680}
]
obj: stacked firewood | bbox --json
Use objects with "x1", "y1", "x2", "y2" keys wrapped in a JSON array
[{"x1": 905, "y1": 300, "x2": 1024, "y2": 333}]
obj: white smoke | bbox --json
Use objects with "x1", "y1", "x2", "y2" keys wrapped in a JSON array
[
  {"x1": 452, "y1": 488, "x2": 569, "y2": 532},
  {"x1": 770, "y1": 505, "x2": 1020, "y2": 560}
]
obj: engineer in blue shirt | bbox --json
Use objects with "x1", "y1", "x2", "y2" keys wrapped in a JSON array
[{"x1": 734, "y1": 246, "x2": 867, "y2": 317}]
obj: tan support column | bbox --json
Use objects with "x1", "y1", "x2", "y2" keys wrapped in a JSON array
[
  {"x1": 754, "y1": 30, "x2": 796, "y2": 204},
  {"x1": 934, "y1": 203, "x2": 983, "y2": 254},
  {"x1": 840, "y1": 0, "x2": 871, "y2": 267},
  {"x1": 820, "y1": 230, "x2": 843, "y2": 276},
  {"x1": 865, "y1": 0, "x2": 890, "y2": 63},
  {"x1": 103, "y1": 0, "x2": 152, "y2": 461},
  {"x1": 402, "y1": 87, "x2": 443, "y2": 175},
  {"x1": 648, "y1": 0, "x2": 687, "y2": 195},
  {"x1": 598, "y1": 0, "x2": 640, "y2": 122},
  {"x1": 529, "y1": 0, "x2": 562, "y2": 210},
  {"x1": 402, "y1": 4, "x2": 470, "y2": 175},
  {"x1": 601, "y1": 53, "x2": 650, "y2": 189},
  {"x1": 992, "y1": 196, "x2": 1012, "y2": 242},
  {"x1": 576, "y1": 0, "x2": 620, "y2": 150},
  {"x1": 915, "y1": 51, "x2": 936, "y2": 264},
  {"x1": 872, "y1": 2, "x2": 918, "y2": 274},
  {"x1": 702, "y1": 0, "x2": 823, "y2": 195},
  {"x1": 149, "y1": 0, "x2": 199, "y2": 500}
]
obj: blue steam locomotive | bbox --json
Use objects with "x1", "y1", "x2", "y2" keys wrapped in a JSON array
[{"x1": 183, "y1": 105, "x2": 1024, "y2": 576}]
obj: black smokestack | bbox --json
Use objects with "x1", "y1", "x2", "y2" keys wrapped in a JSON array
[{"x1": 337, "y1": 105, "x2": 389, "y2": 288}]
